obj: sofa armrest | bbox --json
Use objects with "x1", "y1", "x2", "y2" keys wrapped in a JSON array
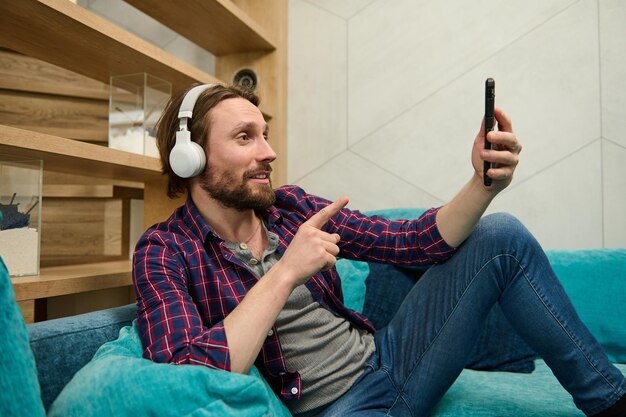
[{"x1": 27, "y1": 303, "x2": 137, "y2": 410}]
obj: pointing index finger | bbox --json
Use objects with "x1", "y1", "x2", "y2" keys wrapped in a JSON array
[{"x1": 305, "y1": 196, "x2": 349, "y2": 229}]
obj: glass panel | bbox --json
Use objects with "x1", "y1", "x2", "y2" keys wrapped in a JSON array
[{"x1": 0, "y1": 158, "x2": 43, "y2": 276}]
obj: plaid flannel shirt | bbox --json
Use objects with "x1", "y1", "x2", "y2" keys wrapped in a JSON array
[{"x1": 133, "y1": 185, "x2": 456, "y2": 400}]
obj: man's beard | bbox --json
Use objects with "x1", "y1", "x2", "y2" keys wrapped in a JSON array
[{"x1": 199, "y1": 163, "x2": 276, "y2": 211}]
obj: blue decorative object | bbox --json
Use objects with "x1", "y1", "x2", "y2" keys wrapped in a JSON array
[{"x1": 0, "y1": 194, "x2": 33, "y2": 230}]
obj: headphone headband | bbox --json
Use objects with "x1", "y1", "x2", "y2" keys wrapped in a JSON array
[{"x1": 178, "y1": 83, "x2": 217, "y2": 130}]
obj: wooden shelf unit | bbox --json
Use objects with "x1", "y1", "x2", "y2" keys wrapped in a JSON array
[
  {"x1": 0, "y1": 0, "x2": 287, "y2": 320},
  {"x1": 0, "y1": 124, "x2": 162, "y2": 182},
  {"x1": 3, "y1": 126, "x2": 147, "y2": 307},
  {"x1": 0, "y1": 0, "x2": 220, "y2": 93},
  {"x1": 11, "y1": 260, "x2": 132, "y2": 302},
  {"x1": 124, "y1": 0, "x2": 276, "y2": 55}
]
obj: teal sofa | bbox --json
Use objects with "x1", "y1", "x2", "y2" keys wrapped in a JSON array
[{"x1": 1, "y1": 212, "x2": 625, "y2": 416}]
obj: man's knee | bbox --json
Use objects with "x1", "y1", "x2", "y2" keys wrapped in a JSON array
[{"x1": 470, "y1": 212, "x2": 537, "y2": 251}]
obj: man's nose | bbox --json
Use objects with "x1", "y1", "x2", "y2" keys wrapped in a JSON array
[{"x1": 258, "y1": 137, "x2": 277, "y2": 162}]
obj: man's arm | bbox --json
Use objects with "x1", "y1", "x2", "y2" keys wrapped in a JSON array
[
  {"x1": 436, "y1": 108, "x2": 522, "y2": 248},
  {"x1": 133, "y1": 240, "x2": 232, "y2": 370}
]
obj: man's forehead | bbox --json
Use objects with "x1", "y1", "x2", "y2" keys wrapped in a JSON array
[
  {"x1": 229, "y1": 120, "x2": 269, "y2": 134},
  {"x1": 209, "y1": 98, "x2": 265, "y2": 128}
]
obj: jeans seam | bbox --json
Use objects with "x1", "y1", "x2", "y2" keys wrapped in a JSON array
[
  {"x1": 397, "y1": 252, "x2": 497, "y2": 397},
  {"x1": 510, "y1": 253, "x2": 624, "y2": 413},
  {"x1": 382, "y1": 366, "x2": 414, "y2": 417}
]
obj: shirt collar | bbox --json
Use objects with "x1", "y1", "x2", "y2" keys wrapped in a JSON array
[
  {"x1": 181, "y1": 196, "x2": 214, "y2": 242},
  {"x1": 181, "y1": 195, "x2": 284, "y2": 243}
]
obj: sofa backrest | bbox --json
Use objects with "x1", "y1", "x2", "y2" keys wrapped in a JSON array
[
  {"x1": 27, "y1": 303, "x2": 136, "y2": 410},
  {"x1": 546, "y1": 249, "x2": 626, "y2": 364}
]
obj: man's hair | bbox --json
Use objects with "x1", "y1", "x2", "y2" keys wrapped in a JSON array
[{"x1": 156, "y1": 83, "x2": 260, "y2": 199}]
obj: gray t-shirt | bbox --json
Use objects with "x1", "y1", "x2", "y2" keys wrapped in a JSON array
[{"x1": 225, "y1": 223, "x2": 375, "y2": 416}]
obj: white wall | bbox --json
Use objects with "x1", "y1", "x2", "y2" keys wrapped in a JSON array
[{"x1": 288, "y1": 0, "x2": 626, "y2": 249}]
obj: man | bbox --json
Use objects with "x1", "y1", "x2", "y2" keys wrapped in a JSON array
[{"x1": 133, "y1": 83, "x2": 626, "y2": 416}]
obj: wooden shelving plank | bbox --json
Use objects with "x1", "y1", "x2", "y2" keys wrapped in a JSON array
[
  {"x1": 124, "y1": 0, "x2": 276, "y2": 56},
  {"x1": 0, "y1": 0, "x2": 221, "y2": 92},
  {"x1": 0, "y1": 124, "x2": 162, "y2": 182},
  {"x1": 43, "y1": 184, "x2": 144, "y2": 199},
  {"x1": 40, "y1": 255, "x2": 130, "y2": 269},
  {"x1": 0, "y1": 49, "x2": 110, "y2": 100},
  {"x1": 11, "y1": 260, "x2": 132, "y2": 301}
]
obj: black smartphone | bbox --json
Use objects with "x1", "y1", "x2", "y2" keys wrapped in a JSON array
[{"x1": 484, "y1": 78, "x2": 495, "y2": 186}]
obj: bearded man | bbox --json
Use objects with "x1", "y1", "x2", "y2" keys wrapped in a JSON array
[{"x1": 132, "y1": 84, "x2": 626, "y2": 417}]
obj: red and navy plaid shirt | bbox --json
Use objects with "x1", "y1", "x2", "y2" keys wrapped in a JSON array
[{"x1": 133, "y1": 185, "x2": 456, "y2": 401}]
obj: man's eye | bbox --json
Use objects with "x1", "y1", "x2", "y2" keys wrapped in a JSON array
[{"x1": 238, "y1": 134, "x2": 250, "y2": 141}]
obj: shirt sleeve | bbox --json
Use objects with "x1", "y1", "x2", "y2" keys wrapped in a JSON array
[
  {"x1": 132, "y1": 230, "x2": 231, "y2": 371},
  {"x1": 336, "y1": 206, "x2": 456, "y2": 265},
  {"x1": 280, "y1": 187, "x2": 456, "y2": 265}
]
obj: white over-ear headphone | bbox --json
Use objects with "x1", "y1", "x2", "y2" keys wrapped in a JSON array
[{"x1": 169, "y1": 84, "x2": 217, "y2": 178}]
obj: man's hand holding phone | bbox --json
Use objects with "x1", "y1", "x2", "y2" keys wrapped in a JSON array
[
  {"x1": 472, "y1": 78, "x2": 522, "y2": 193},
  {"x1": 484, "y1": 78, "x2": 496, "y2": 186}
]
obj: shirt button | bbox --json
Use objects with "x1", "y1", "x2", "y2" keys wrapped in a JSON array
[
  {"x1": 249, "y1": 258, "x2": 258, "y2": 265},
  {"x1": 290, "y1": 387, "x2": 298, "y2": 395},
  {"x1": 239, "y1": 242, "x2": 248, "y2": 250},
  {"x1": 267, "y1": 329, "x2": 274, "y2": 337}
]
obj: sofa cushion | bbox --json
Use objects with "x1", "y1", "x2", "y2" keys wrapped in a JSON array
[
  {"x1": 338, "y1": 207, "x2": 428, "y2": 313},
  {"x1": 546, "y1": 249, "x2": 626, "y2": 364},
  {"x1": 336, "y1": 256, "x2": 370, "y2": 312},
  {"x1": 28, "y1": 303, "x2": 136, "y2": 410},
  {"x1": 432, "y1": 360, "x2": 626, "y2": 416},
  {"x1": 0, "y1": 256, "x2": 46, "y2": 417},
  {"x1": 49, "y1": 321, "x2": 291, "y2": 417}
]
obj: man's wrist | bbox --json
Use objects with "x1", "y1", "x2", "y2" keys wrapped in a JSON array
[
  {"x1": 470, "y1": 174, "x2": 497, "y2": 204},
  {"x1": 267, "y1": 261, "x2": 299, "y2": 293}
]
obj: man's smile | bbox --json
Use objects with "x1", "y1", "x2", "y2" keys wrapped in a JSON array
[{"x1": 245, "y1": 167, "x2": 272, "y2": 184}]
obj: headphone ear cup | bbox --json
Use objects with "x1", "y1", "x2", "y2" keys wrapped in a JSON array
[
  {"x1": 170, "y1": 84, "x2": 216, "y2": 179},
  {"x1": 169, "y1": 133, "x2": 206, "y2": 178}
]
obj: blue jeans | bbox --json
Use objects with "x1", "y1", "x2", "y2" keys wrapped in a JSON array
[{"x1": 318, "y1": 213, "x2": 626, "y2": 416}]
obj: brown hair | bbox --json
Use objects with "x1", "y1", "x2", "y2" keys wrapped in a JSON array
[{"x1": 156, "y1": 83, "x2": 260, "y2": 198}]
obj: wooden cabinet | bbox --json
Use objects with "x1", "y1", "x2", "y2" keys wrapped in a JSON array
[{"x1": 0, "y1": 0, "x2": 287, "y2": 321}]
